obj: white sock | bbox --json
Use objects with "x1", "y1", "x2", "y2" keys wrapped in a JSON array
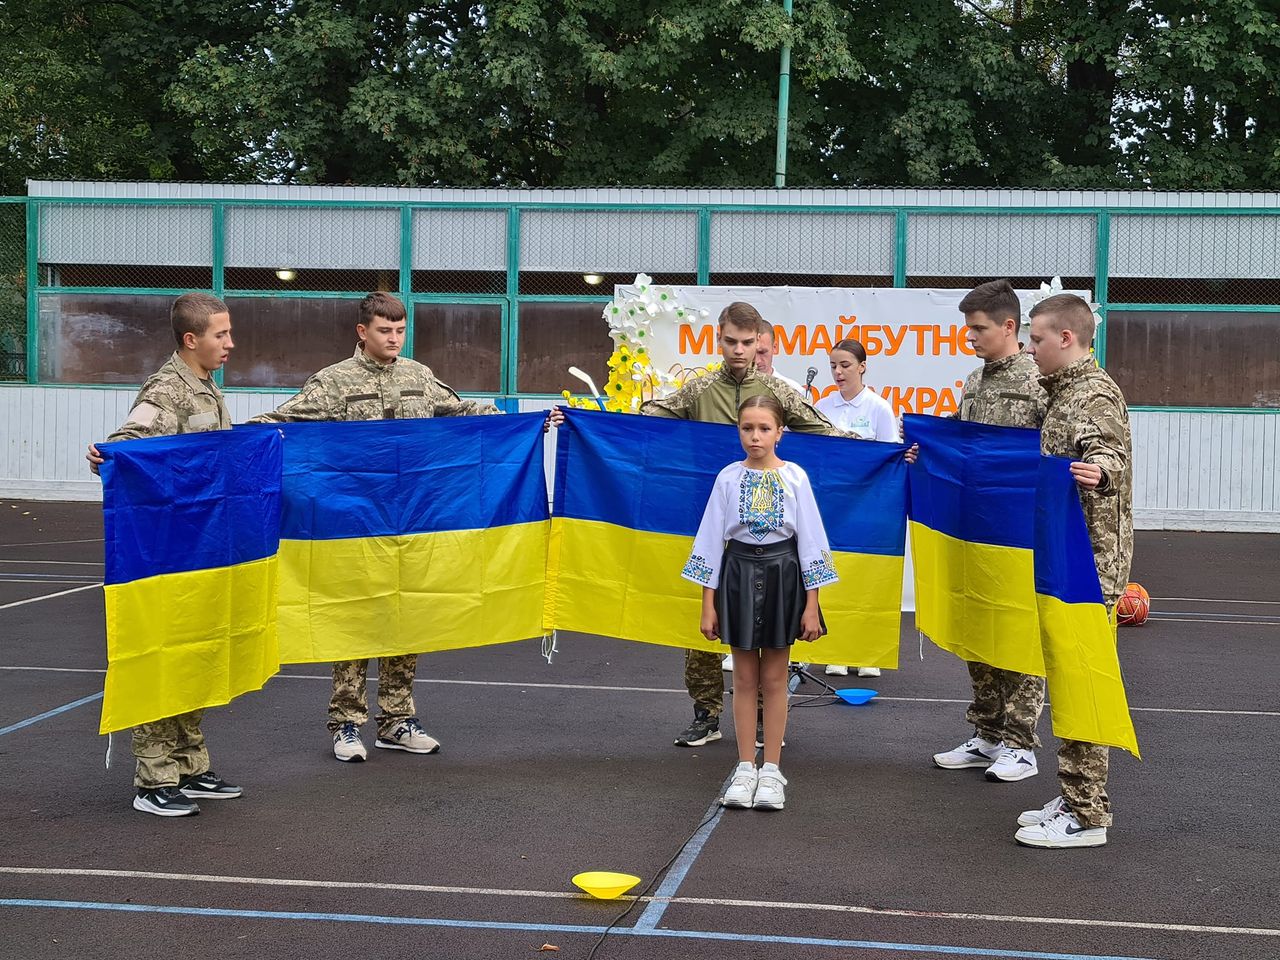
[
  {"x1": 760, "y1": 762, "x2": 781, "y2": 775},
  {"x1": 735, "y1": 761, "x2": 756, "y2": 773}
]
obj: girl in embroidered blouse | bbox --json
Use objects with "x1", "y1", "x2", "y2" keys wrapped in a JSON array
[{"x1": 681, "y1": 395, "x2": 839, "y2": 811}]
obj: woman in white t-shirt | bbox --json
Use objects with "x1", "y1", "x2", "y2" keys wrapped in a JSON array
[
  {"x1": 814, "y1": 338, "x2": 898, "y2": 678},
  {"x1": 814, "y1": 338, "x2": 900, "y2": 442}
]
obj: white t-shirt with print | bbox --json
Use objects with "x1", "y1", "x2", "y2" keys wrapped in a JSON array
[{"x1": 815, "y1": 386, "x2": 900, "y2": 441}]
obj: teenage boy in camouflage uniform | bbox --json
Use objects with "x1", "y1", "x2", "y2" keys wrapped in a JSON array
[
  {"x1": 1015, "y1": 293, "x2": 1133, "y2": 850},
  {"x1": 641, "y1": 301, "x2": 838, "y2": 748},
  {"x1": 932, "y1": 280, "x2": 1049, "y2": 784},
  {"x1": 86, "y1": 292, "x2": 244, "y2": 817},
  {"x1": 249, "y1": 291, "x2": 502, "y2": 763}
]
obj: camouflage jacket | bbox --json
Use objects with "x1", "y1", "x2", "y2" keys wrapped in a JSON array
[
  {"x1": 107, "y1": 352, "x2": 231, "y2": 441},
  {"x1": 248, "y1": 345, "x2": 500, "y2": 423},
  {"x1": 958, "y1": 351, "x2": 1047, "y2": 428},
  {"x1": 1040, "y1": 355, "x2": 1134, "y2": 603},
  {"x1": 640, "y1": 364, "x2": 838, "y2": 434}
]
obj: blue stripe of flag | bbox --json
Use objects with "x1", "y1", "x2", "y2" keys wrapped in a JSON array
[
  {"x1": 261, "y1": 414, "x2": 549, "y2": 541},
  {"x1": 101, "y1": 428, "x2": 282, "y2": 586},
  {"x1": 553, "y1": 408, "x2": 907, "y2": 557},
  {"x1": 1034, "y1": 456, "x2": 1106, "y2": 605},
  {"x1": 904, "y1": 413, "x2": 1041, "y2": 551}
]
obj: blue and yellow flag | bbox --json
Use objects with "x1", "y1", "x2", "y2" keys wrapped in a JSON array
[
  {"x1": 906, "y1": 415, "x2": 1045, "y2": 676},
  {"x1": 546, "y1": 409, "x2": 907, "y2": 667},
  {"x1": 267, "y1": 414, "x2": 550, "y2": 664},
  {"x1": 100, "y1": 429, "x2": 282, "y2": 734},
  {"x1": 906, "y1": 414, "x2": 1138, "y2": 755},
  {"x1": 1035, "y1": 457, "x2": 1139, "y2": 756}
]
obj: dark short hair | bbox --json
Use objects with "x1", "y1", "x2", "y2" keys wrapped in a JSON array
[
  {"x1": 738, "y1": 394, "x2": 785, "y2": 427},
  {"x1": 358, "y1": 291, "x2": 407, "y2": 326},
  {"x1": 832, "y1": 338, "x2": 867, "y2": 363},
  {"x1": 171, "y1": 292, "x2": 229, "y2": 346},
  {"x1": 718, "y1": 301, "x2": 765, "y2": 333},
  {"x1": 1029, "y1": 293, "x2": 1096, "y2": 343},
  {"x1": 958, "y1": 279, "x2": 1021, "y2": 334}
]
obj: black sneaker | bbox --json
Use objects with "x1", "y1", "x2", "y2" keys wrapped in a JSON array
[
  {"x1": 133, "y1": 786, "x2": 200, "y2": 817},
  {"x1": 754, "y1": 723, "x2": 786, "y2": 750},
  {"x1": 675, "y1": 710, "x2": 722, "y2": 747},
  {"x1": 178, "y1": 770, "x2": 243, "y2": 800}
]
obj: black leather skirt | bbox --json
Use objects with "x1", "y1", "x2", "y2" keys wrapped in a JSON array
[{"x1": 717, "y1": 537, "x2": 823, "y2": 650}]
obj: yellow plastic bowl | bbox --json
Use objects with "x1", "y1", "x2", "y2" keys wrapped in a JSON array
[{"x1": 572, "y1": 871, "x2": 642, "y2": 900}]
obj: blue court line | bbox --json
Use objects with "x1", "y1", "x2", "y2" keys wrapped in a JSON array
[
  {"x1": 0, "y1": 899, "x2": 1164, "y2": 960},
  {"x1": 633, "y1": 778, "x2": 729, "y2": 930},
  {"x1": 0, "y1": 692, "x2": 103, "y2": 737}
]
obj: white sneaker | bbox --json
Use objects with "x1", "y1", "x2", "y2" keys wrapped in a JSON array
[
  {"x1": 1015, "y1": 808, "x2": 1107, "y2": 848},
  {"x1": 332, "y1": 721, "x2": 367, "y2": 762},
  {"x1": 932, "y1": 736, "x2": 1002, "y2": 769},
  {"x1": 753, "y1": 763, "x2": 787, "y2": 810},
  {"x1": 1016, "y1": 795, "x2": 1069, "y2": 827},
  {"x1": 723, "y1": 656, "x2": 734, "y2": 672},
  {"x1": 856, "y1": 666, "x2": 881, "y2": 678},
  {"x1": 375, "y1": 718, "x2": 441, "y2": 754},
  {"x1": 824, "y1": 665, "x2": 849, "y2": 677},
  {"x1": 721, "y1": 762, "x2": 758, "y2": 808},
  {"x1": 985, "y1": 747, "x2": 1038, "y2": 782}
]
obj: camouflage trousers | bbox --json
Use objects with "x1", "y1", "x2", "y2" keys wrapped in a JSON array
[
  {"x1": 966, "y1": 662, "x2": 1046, "y2": 749},
  {"x1": 133, "y1": 709, "x2": 208, "y2": 788},
  {"x1": 1059, "y1": 741, "x2": 1111, "y2": 828},
  {"x1": 685, "y1": 649, "x2": 724, "y2": 718},
  {"x1": 327, "y1": 655, "x2": 418, "y2": 736}
]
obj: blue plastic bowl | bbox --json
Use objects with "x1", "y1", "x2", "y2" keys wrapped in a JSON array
[{"x1": 834, "y1": 688, "x2": 878, "y2": 705}]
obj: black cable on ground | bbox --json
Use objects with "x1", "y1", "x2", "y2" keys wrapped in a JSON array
[{"x1": 582, "y1": 803, "x2": 721, "y2": 960}]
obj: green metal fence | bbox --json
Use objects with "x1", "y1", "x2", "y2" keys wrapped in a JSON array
[{"x1": 4, "y1": 195, "x2": 1279, "y2": 412}]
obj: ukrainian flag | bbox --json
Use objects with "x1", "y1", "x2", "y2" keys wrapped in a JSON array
[
  {"x1": 906, "y1": 414, "x2": 1138, "y2": 755},
  {"x1": 99, "y1": 429, "x2": 282, "y2": 734},
  {"x1": 267, "y1": 414, "x2": 549, "y2": 664},
  {"x1": 546, "y1": 409, "x2": 907, "y2": 668},
  {"x1": 1035, "y1": 457, "x2": 1139, "y2": 756},
  {"x1": 906, "y1": 414, "x2": 1045, "y2": 676}
]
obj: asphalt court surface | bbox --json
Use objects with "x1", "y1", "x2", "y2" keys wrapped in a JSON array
[{"x1": 1, "y1": 500, "x2": 1277, "y2": 959}]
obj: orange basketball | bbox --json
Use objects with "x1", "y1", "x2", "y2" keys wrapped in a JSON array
[{"x1": 1116, "y1": 582, "x2": 1150, "y2": 626}]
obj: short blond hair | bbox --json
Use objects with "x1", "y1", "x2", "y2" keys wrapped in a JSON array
[{"x1": 1030, "y1": 294, "x2": 1095, "y2": 343}]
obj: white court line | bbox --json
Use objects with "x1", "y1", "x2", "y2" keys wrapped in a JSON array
[
  {"x1": 0, "y1": 578, "x2": 95, "y2": 585},
  {"x1": 0, "y1": 866, "x2": 1274, "y2": 938},
  {"x1": 2, "y1": 667, "x2": 1278, "y2": 717},
  {"x1": 1148, "y1": 616, "x2": 1278, "y2": 626},
  {"x1": 0, "y1": 583, "x2": 101, "y2": 611},
  {"x1": 0, "y1": 559, "x2": 103, "y2": 566},
  {"x1": 0, "y1": 538, "x2": 104, "y2": 547},
  {"x1": 275, "y1": 674, "x2": 687, "y2": 695}
]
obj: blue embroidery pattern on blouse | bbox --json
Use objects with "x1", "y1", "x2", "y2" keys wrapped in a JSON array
[
  {"x1": 803, "y1": 551, "x2": 838, "y2": 588},
  {"x1": 682, "y1": 553, "x2": 714, "y2": 585},
  {"x1": 739, "y1": 469, "x2": 785, "y2": 541}
]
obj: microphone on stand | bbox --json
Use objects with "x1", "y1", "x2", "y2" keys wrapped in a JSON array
[{"x1": 803, "y1": 366, "x2": 818, "y2": 400}]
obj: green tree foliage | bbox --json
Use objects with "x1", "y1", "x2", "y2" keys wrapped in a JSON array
[{"x1": 1, "y1": 0, "x2": 1277, "y2": 191}]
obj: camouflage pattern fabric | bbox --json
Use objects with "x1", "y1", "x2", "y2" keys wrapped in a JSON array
[
  {"x1": 1038, "y1": 354, "x2": 1134, "y2": 603},
  {"x1": 641, "y1": 364, "x2": 838, "y2": 435},
  {"x1": 966, "y1": 661, "x2": 1046, "y2": 749},
  {"x1": 133, "y1": 710, "x2": 208, "y2": 788},
  {"x1": 328, "y1": 656, "x2": 419, "y2": 737},
  {"x1": 684, "y1": 649, "x2": 725, "y2": 719},
  {"x1": 957, "y1": 351, "x2": 1047, "y2": 428},
  {"x1": 107, "y1": 352, "x2": 231, "y2": 442},
  {"x1": 248, "y1": 345, "x2": 499, "y2": 423},
  {"x1": 1040, "y1": 358, "x2": 1133, "y2": 829}
]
